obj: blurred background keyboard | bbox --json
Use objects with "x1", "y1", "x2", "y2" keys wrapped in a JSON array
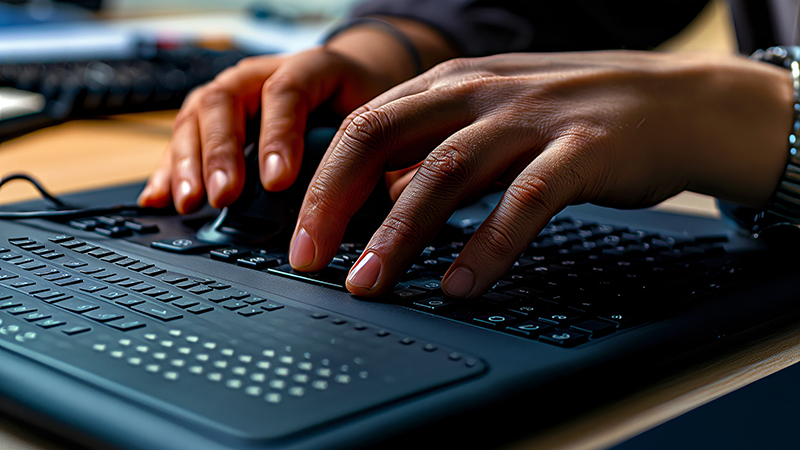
[
  {"x1": 0, "y1": 44, "x2": 250, "y2": 140},
  {"x1": 0, "y1": 0, "x2": 352, "y2": 141}
]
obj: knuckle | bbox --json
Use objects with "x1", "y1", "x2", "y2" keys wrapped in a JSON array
[
  {"x1": 339, "y1": 109, "x2": 395, "y2": 157},
  {"x1": 304, "y1": 172, "x2": 353, "y2": 220},
  {"x1": 507, "y1": 174, "x2": 558, "y2": 215},
  {"x1": 261, "y1": 71, "x2": 301, "y2": 97},
  {"x1": 429, "y1": 57, "x2": 473, "y2": 77},
  {"x1": 196, "y1": 85, "x2": 228, "y2": 111},
  {"x1": 202, "y1": 133, "x2": 237, "y2": 157},
  {"x1": 418, "y1": 142, "x2": 474, "y2": 187},
  {"x1": 474, "y1": 221, "x2": 523, "y2": 262},
  {"x1": 203, "y1": 143, "x2": 237, "y2": 168},
  {"x1": 553, "y1": 128, "x2": 611, "y2": 197},
  {"x1": 378, "y1": 211, "x2": 429, "y2": 248}
]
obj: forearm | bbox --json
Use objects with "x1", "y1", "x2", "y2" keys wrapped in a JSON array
[{"x1": 324, "y1": 16, "x2": 460, "y2": 90}]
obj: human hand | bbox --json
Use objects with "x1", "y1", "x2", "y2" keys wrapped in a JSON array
[
  {"x1": 137, "y1": 18, "x2": 458, "y2": 214},
  {"x1": 289, "y1": 51, "x2": 793, "y2": 298}
]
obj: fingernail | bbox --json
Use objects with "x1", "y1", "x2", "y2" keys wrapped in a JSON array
[
  {"x1": 137, "y1": 184, "x2": 153, "y2": 205},
  {"x1": 442, "y1": 266, "x2": 474, "y2": 298},
  {"x1": 176, "y1": 179, "x2": 192, "y2": 201},
  {"x1": 207, "y1": 170, "x2": 229, "y2": 205},
  {"x1": 263, "y1": 152, "x2": 286, "y2": 184},
  {"x1": 289, "y1": 228, "x2": 316, "y2": 269},
  {"x1": 348, "y1": 252, "x2": 382, "y2": 290}
]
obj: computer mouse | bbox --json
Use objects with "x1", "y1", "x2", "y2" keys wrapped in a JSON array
[{"x1": 196, "y1": 119, "x2": 392, "y2": 247}]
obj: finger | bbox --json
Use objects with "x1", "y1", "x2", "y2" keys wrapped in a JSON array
[
  {"x1": 309, "y1": 65, "x2": 444, "y2": 175},
  {"x1": 168, "y1": 115, "x2": 206, "y2": 214},
  {"x1": 196, "y1": 88, "x2": 246, "y2": 208},
  {"x1": 385, "y1": 165, "x2": 420, "y2": 202},
  {"x1": 289, "y1": 88, "x2": 474, "y2": 273},
  {"x1": 344, "y1": 121, "x2": 525, "y2": 296},
  {"x1": 258, "y1": 51, "x2": 353, "y2": 191},
  {"x1": 172, "y1": 57, "x2": 285, "y2": 207},
  {"x1": 310, "y1": 57, "x2": 484, "y2": 176},
  {"x1": 441, "y1": 138, "x2": 591, "y2": 298},
  {"x1": 137, "y1": 146, "x2": 174, "y2": 209}
]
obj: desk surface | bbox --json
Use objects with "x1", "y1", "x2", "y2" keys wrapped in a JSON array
[{"x1": 4, "y1": 2, "x2": 798, "y2": 449}]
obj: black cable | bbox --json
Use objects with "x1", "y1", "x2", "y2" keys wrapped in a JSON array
[
  {"x1": 0, "y1": 173, "x2": 71, "y2": 208},
  {"x1": 0, "y1": 173, "x2": 149, "y2": 220},
  {"x1": 0, "y1": 204, "x2": 147, "y2": 220}
]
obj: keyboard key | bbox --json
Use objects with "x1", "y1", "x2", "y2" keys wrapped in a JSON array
[
  {"x1": 413, "y1": 298, "x2": 453, "y2": 310},
  {"x1": 238, "y1": 307, "x2": 263, "y2": 317},
  {"x1": 570, "y1": 319, "x2": 617, "y2": 338},
  {"x1": 1, "y1": 300, "x2": 25, "y2": 310},
  {"x1": 107, "y1": 320, "x2": 146, "y2": 331},
  {"x1": 210, "y1": 248, "x2": 250, "y2": 263},
  {"x1": 84, "y1": 310, "x2": 125, "y2": 323},
  {"x1": 539, "y1": 329, "x2": 587, "y2": 347},
  {"x1": 220, "y1": 300, "x2": 248, "y2": 311},
  {"x1": 473, "y1": 313, "x2": 518, "y2": 328},
  {"x1": 408, "y1": 279, "x2": 443, "y2": 291},
  {"x1": 114, "y1": 297, "x2": 145, "y2": 307},
  {"x1": 22, "y1": 312, "x2": 51, "y2": 322},
  {"x1": 123, "y1": 221, "x2": 159, "y2": 233},
  {"x1": 94, "y1": 226, "x2": 132, "y2": 238},
  {"x1": 260, "y1": 302, "x2": 284, "y2": 312},
  {"x1": 36, "y1": 319, "x2": 66, "y2": 329},
  {"x1": 506, "y1": 320, "x2": 553, "y2": 338},
  {"x1": 187, "y1": 305, "x2": 213, "y2": 315},
  {"x1": 131, "y1": 302, "x2": 182, "y2": 321},
  {"x1": 52, "y1": 276, "x2": 83, "y2": 287},
  {"x1": 7, "y1": 306, "x2": 36, "y2": 316},
  {"x1": 151, "y1": 238, "x2": 218, "y2": 254},
  {"x1": 57, "y1": 298, "x2": 100, "y2": 314},
  {"x1": 79, "y1": 284, "x2": 107, "y2": 294},
  {"x1": 237, "y1": 255, "x2": 279, "y2": 270},
  {"x1": 171, "y1": 299, "x2": 200, "y2": 309},
  {"x1": 61, "y1": 325, "x2": 91, "y2": 335},
  {"x1": 34, "y1": 291, "x2": 72, "y2": 303}
]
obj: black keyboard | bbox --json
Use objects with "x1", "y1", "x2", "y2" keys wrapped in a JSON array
[
  {"x1": 60, "y1": 199, "x2": 740, "y2": 351},
  {"x1": 201, "y1": 216, "x2": 736, "y2": 348},
  {"x1": 0, "y1": 184, "x2": 795, "y2": 450},
  {"x1": 0, "y1": 44, "x2": 248, "y2": 140}
]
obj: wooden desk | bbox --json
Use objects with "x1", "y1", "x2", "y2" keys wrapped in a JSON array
[{"x1": 4, "y1": 2, "x2": 799, "y2": 449}]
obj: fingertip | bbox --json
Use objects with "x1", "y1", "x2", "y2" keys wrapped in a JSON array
[
  {"x1": 442, "y1": 265, "x2": 475, "y2": 298},
  {"x1": 173, "y1": 179, "x2": 204, "y2": 214},
  {"x1": 261, "y1": 152, "x2": 290, "y2": 191},
  {"x1": 206, "y1": 169, "x2": 236, "y2": 208},
  {"x1": 138, "y1": 172, "x2": 171, "y2": 208},
  {"x1": 346, "y1": 251, "x2": 383, "y2": 295},
  {"x1": 289, "y1": 227, "x2": 316, "y2": 270}
]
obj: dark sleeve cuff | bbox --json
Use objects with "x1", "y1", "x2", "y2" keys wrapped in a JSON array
[
  {"x1": 350, "y1": 0, "x2": 709, "y2": 57},
  {"x1": 350, "y1": 0, "x2": 534, "y2": 57}
]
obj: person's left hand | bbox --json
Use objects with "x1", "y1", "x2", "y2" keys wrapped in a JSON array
[{"x1": 288, "y1": 51, "x2": 792, "y2": 298}]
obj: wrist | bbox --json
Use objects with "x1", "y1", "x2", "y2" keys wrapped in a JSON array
[
  {"x1": 325, "y1": 16, "x2": 459, "y2": 87},
  {"x1": 670, "y1": 54, "x2": 793, "y2": 208}
]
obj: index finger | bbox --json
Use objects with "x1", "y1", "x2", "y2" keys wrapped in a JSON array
[{"x1": 288, "y1": 86, "x2": 473, "y2": 273}]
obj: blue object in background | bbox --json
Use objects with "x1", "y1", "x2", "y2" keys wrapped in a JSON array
[
  {"x1": 0, "y1": 2, "x2": 93, "y2": 27},
  {"x1": 611, "y1": 361, "x2": 800, "y2": 450}
]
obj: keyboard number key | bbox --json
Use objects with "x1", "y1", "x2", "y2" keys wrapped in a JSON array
[{"x1": 539, "y1": 329, "x2": 587, "y2": 347}]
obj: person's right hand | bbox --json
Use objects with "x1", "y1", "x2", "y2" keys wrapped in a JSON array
[
  {"x1": 137, "y1": 18, "x2": 459, "y2": 214},
  {"x1": 288, "y1": 51, "x2": 793, "y2": 299}
]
